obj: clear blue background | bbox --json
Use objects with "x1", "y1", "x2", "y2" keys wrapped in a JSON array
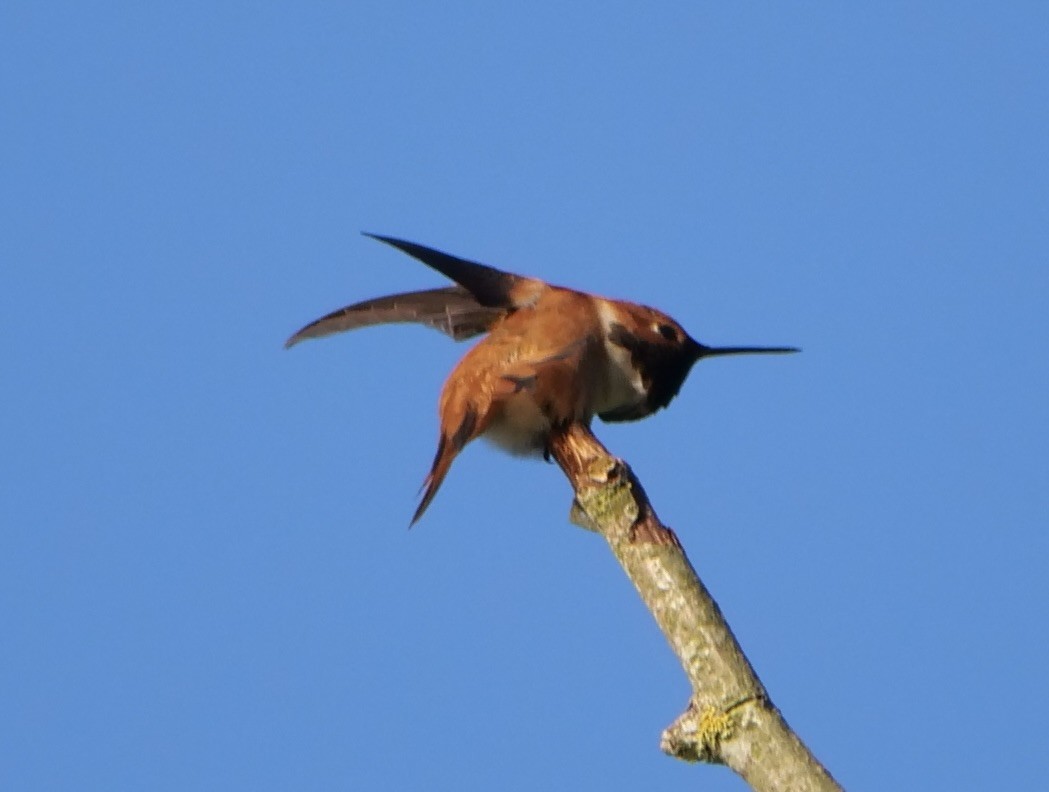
[{"x1": 3, "y1": 3, "x2": 1047, "y2": 790}]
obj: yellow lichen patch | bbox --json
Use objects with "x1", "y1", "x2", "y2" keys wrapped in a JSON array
[
  {"x1": 697, "y1": 705, "x2": 734, "y2": 755},
  {"x1": 579, "y1": 476, "x2": 637, "y2": 526}
]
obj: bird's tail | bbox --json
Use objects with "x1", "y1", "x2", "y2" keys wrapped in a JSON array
[{"x1": 411, "y1": 406, "x2": 479, "y2": 526}]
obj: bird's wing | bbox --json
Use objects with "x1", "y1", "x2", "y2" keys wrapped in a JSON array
[
  {"x1": 363, "y1": 233, "x2": 545, "y2": 310},
  {"x1": 284, "y1": 286, "x2": 506, "y2": 348}
]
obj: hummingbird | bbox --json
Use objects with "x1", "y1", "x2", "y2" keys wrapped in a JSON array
[{"x1": 286, "y1": 234, "x2": 798, "y2": 524}]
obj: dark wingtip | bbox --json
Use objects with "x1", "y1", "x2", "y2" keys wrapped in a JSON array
[
  {"x1": 358, "y1": 232, "x2": 526, "y2": 310},
  {"x1": 362, "y1": 231, "x2": 408, "y2": 250},
  {"x1": 282, "y1": 322, "x2": 323, "y2": 350}
]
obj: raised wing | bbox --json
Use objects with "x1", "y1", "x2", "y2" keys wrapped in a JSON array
[
  {"x1": 363, "y1": 233, "x2": 544, "y2": 309},
  {"x1": 284, "y1": 286, "x2": 506, "y2": 348}
]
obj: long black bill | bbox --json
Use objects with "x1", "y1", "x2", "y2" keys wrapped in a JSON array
[{"x1": 694, "y1": 343, "x2": 800, "y2": 360}]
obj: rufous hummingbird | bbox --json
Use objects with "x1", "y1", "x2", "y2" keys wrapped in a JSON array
[{"x1": 287, "y1": 234, "x2": 798, "y2": 524}]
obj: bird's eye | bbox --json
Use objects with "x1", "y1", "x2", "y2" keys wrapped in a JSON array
[{"x1": 655, "y1": 323, "x2": 677, "y2": 341}]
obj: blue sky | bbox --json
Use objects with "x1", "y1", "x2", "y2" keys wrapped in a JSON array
[{"x1": 2, "y1": 3, "x2": 1047, "y2": 790}]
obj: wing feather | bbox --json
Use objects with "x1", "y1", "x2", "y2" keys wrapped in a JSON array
[
  {"x1": 363, "y1": 233, "x2": 543, "y2": 309},
  {"x1": 285, "y1": 286, "x2": 505, "y2": 348}
]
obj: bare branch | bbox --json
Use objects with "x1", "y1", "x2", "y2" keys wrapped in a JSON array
[{"x1": 547, "y1": 424, "x2": 842, "y2": 792}]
